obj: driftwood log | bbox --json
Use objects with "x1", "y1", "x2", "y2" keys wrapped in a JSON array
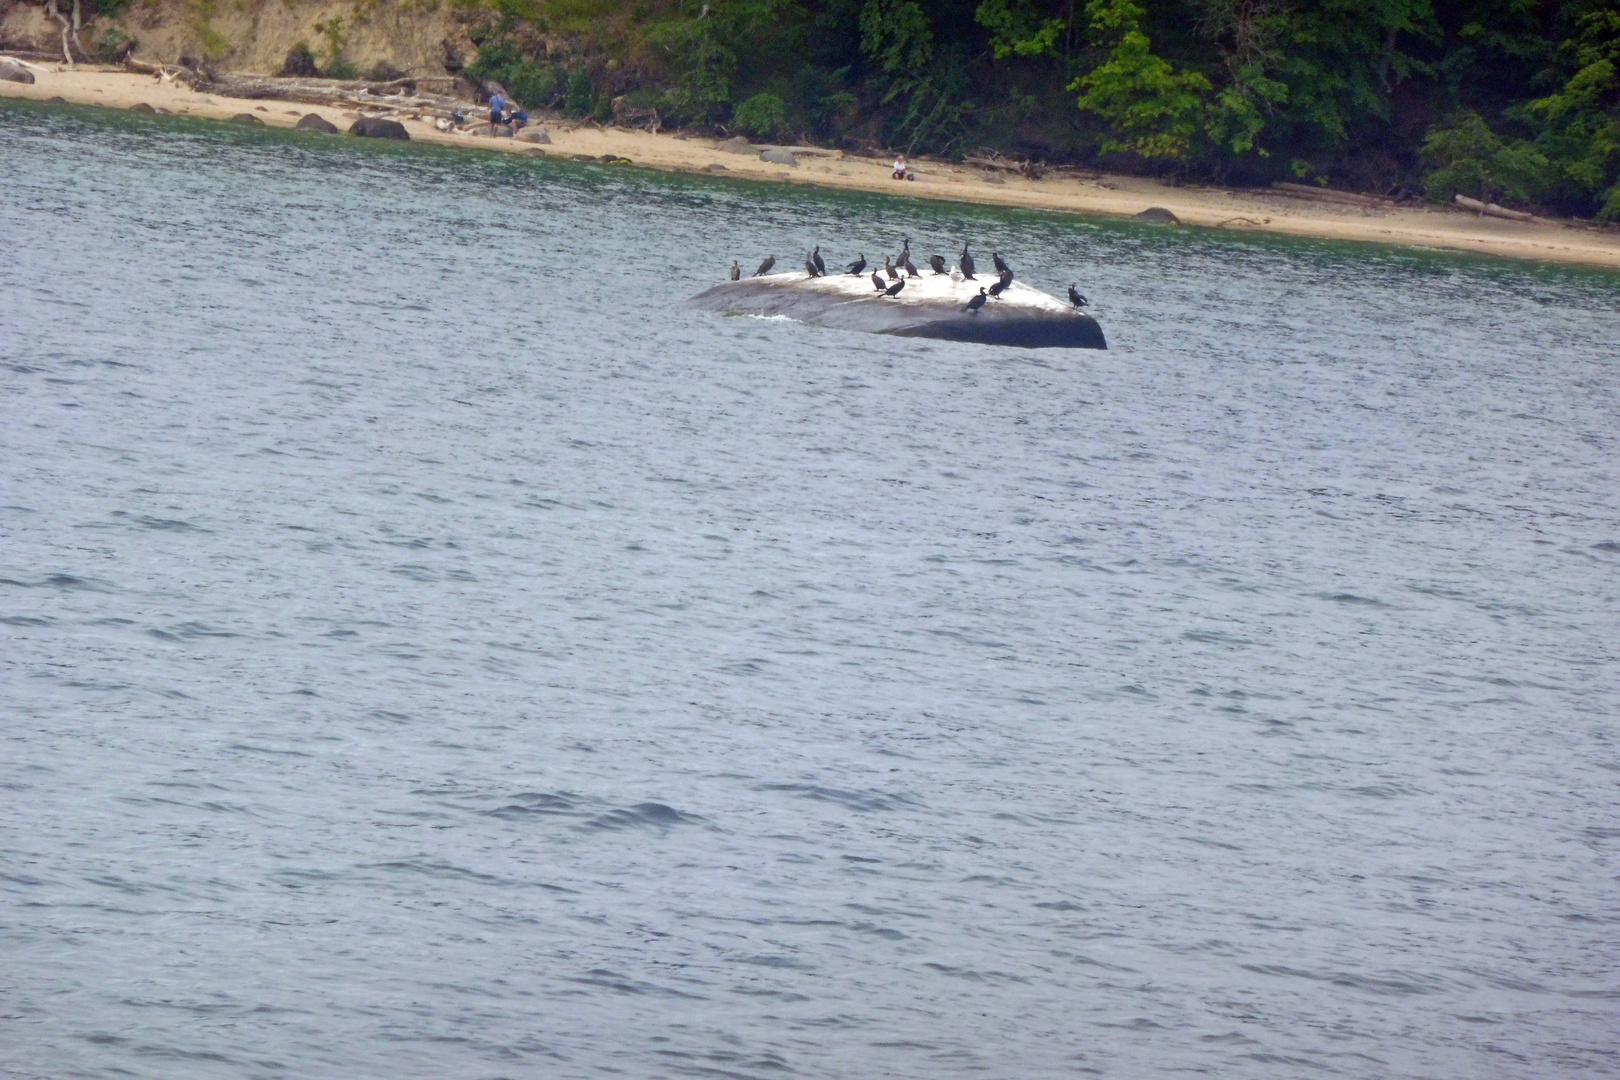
[
  {"x1": 1271, "y1": 182, "x2": 1394, "y2": 208},
  {"x1": 1452, "y1": 193, "x2": 1556, "y2": 225},
  {"x1": 124, "y1": 64, "x2": 486, "y2": 119}
]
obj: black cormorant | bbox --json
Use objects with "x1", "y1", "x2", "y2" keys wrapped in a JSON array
[
  {"x1": 884, "y1": 278, "x2": 905, "y2": 298},
  {"x1": 988, "y1": 270, "x2": 1013, "y2": 298},
  {"x1": 754, "y1": 255, "x2": 776, "y2": 276},
  {"x1": 1068, "y1": 284, "x2": 1088, "y2": 308},
  {"x1": 805, "y1": 252, "x2": 819, "y2": 277},
  {"x1": 963, "y1": 288, "x2": 988, "y2": 313},
  {"x1": 871, "y1": 270, "x2": 887, "y2": 292},
  {"x1": 846, "y1": 254, "x2": 867, "y2": 275},
  {"x1": 928, "y1": 254, "x2": 948, "y2": 275},
  {"x1": 730, "y1": 260, "x2": 740, "y2": 281},
  {"x1": 812, "y1": 246, "x2": 826, "y2": 276},
  {"x1": 992, "y1": 252, "x2": 1011, "y2": 276},
  {"x1": 959, "y1": 243, "x2": 976, "y2": 280},
  {"x1": 903, "y1": 255, "x2": 919, "y2": 278},
  {"x1": 884, "y1": 255, "x2": 899, "y2": 280}
]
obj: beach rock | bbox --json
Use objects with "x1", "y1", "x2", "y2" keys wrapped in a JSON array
[
  {"x1": 0, "y1": 60, "x2": 34, "y2": 84},
  {"x1": 1134, "y1": 206, "x2": 1180, "y2": 224},
  {"x1": 230, "y1": 113, "x2": 264, "y2": 125},
  {"x1": 46, "y1": 95, "x2": 67, "y2": 104},
  {"x1": 760, "y1": 148, "x2": 798, "y2": 166},
  {"x1": 982, "y1": 172, "x2": 1006, "y2": 185},
  {"x1": 296, "y1": 113, "x2": 339, "y2": 133},
  {"x1": 523, "y1": 147, "x2": 547, "y2": 157},
  {"x1": 129, "y1": 102, "x2": 156, "y2": 113},
  {"x1": 599, "y1": 154, "x2": 631, "y2": 164},
  {"x1": 517, "y1": 128, "x2": 551, "y2": 144},
  {"x1": 704, "y1": 163, "x2": 728, "y2": 173},
  {"x1": 490, "y1": 126, "x2": 513, "y2": 137},
  {"x1": 349, "y1": 117, "x2": 410, "y2": 140},
  {"x1": 717, "y1": 135, "x2": 753, "y2": 154}
]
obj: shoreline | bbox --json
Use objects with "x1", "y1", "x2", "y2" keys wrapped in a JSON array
[{"x1": 6, "y1": 63, "x2": 1620, "y2": 273}]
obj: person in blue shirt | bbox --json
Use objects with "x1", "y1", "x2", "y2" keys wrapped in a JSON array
[
  {"x1": 506, "y1": 105, "x2": 528, "y2": 134},
  {"x1": 488, "y1": 91, "x2": 506, "y2": 135}
]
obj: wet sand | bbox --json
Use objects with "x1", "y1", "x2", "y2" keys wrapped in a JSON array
[{"x1": 6, "y1": 61, "x2": 1620, "y2": 271}]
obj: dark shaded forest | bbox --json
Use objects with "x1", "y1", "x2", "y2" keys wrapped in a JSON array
[{"x1": 457, "y1": 0, "x2": 1617, "y2": 217}]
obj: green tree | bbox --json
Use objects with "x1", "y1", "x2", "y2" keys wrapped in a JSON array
[{"x1": 1072, "y1": 0, "x2": 1213, "y2": 159}]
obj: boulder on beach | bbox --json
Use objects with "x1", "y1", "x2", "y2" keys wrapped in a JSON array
[
  {"x1": 46, "y1": 95, "x2": 66, "y2": 104},
  {"x1": 517, "y1": 128, "x2": 550, "y2": 144},
  {"x1": 230, "y1": 113, "x2": 264, "y2": 125},
  {"x1": 349, "y1": 117, "x2": 410, "y2": 140},
  {"x1": 129, "y1": 102, "x2": 156, "y2": 113},
  {"x1": 717, "y1": 135, "x2": 752, "y2": 154},
  {"x1": 295, "y1": 113, "x2": 339, "y2": 133},
  {"x1": 1134, "y1": 206, "x2": 1181, "y2": 224},
  {"x1": 760, "y1": 148, "x2": 798, "y2": 166},
  {"x1": 0, "y1": 59, "x2": 35, "y2": 84},
  {"x1": 490, "y1": 125, "x2": 513, "y2": 138}
]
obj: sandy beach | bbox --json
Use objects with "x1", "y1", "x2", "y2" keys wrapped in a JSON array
[{"x1": 6, "y1": 61, "x2": 1620, "y2": 272}]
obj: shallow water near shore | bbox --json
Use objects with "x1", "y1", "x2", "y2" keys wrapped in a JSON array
[{"x1": 3, "y1": 99, "x2": 1619, "y2": 1080}]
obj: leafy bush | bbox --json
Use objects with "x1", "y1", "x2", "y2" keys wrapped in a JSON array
[
  {"x1": 733, "y1": 92, "x2": 787, "y2": 138},
  {"x1": 279, "y1": 43, "x2": 318, "y2": 78},
  {"x1": 463, "y1": 36, "x2": 562, "y2": 108},
  {"x1": 564, "y1": 68, "x2": 594, "y2": 117},
  {"x1": 1421, "y1": 112, "x2": 1550, "y2": 207},
  {"x1": 96, "y1": 26, "x2": 136, "y2": 64}
]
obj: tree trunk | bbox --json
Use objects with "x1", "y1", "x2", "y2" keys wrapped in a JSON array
[{"x1": 44, "y1": 0, "x2": 75, "y2": 65}]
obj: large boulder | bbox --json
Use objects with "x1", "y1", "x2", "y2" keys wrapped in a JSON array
[
  {"x1": 295, "y1": 113, "x2": 339, "y2": 133},
  {"x1": 516, "y1": 128, "x2": 550, "y2": 144},
  {"x1": 0, "y1": 59, "x2": 34, "y2": 84},
  {"x1": 128, "y1": 102, "x2": 156, "y2": 113},
  {"x1": 349, "y1": 117, "x2": 410, "y2": 140},
  {"x1": 717, "y1": 135, "x2": 752, "y2": 154},
  {"x1": 1134, "y1": 206, "x2": 1181, "y2": 224},
  {"x1": 229, "y1": 113, "x2": 264, "y2": 125},
  {"x1": 760, "y1": 148, "x2": 798, "y2": 166}
]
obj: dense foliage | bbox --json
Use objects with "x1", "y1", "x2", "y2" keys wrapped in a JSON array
[{"x1": 458, "y1": 0, "x2": 1620, "y2": 216}]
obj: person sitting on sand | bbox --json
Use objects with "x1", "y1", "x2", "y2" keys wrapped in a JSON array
[
  {"x1": 488, "y1": 91, "x2": 506, "y2": 136},
  {"x1": 505, "y1": 105, "x2": 528, "y2": 134},
  {"x1": 892, "y1": 154, "x2": 908, "y2": 180}
]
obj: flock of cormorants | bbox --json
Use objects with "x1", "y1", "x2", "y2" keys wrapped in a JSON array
[{"x1": 728, "y1": 238, "x2": 1089, "y2": 315}]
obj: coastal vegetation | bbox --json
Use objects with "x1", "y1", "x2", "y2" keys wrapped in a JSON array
[
  {"x1": 9, "y1": 0, "x2": 1617, "y2": 217},
  {"x1": 454, "y1": 0, "x2": 1620, "y2": 218}
]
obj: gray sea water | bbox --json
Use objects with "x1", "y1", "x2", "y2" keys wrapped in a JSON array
[{"x1": 2, "y1": 99, "x2": 1619, "y2": 1080}]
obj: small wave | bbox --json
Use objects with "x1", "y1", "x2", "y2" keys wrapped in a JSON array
[
  {"x1": 0, "y1": 573, "x2": 113, "y2": 591},
  {"x1": 582, "y1": 802, "x2": 703, "y2": 831},
  {"x1": 759, "y1": 783, "x2": 917, "y2": 813}
]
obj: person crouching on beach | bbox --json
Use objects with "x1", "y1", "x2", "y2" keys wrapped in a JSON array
[
  {"x1": 488, "y1": 90, "x2": 506, "y2": 135},
  {"x1": 506, "y1": 105, "x2": 528, "y2": 134},
  {"x1": 892, "y1": 153, "x2": 908, "y2": 179}
]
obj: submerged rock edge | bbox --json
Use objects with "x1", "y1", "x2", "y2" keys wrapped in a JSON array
[{"x1": 688, "y1": 275, "x2": 1106, "y2": 350}]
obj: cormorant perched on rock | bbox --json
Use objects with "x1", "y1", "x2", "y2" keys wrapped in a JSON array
[
  {"x1": 805, "y1": 252, "x2": 819, "y2": 277},
  {"x1": 992, "y1": 252, "x2": 1011, "y2": 276},
  {"x1": 902, "y1": 254, "x2": 919, "y2": 278},
  {"x1": 959, "y1": 243, "x2": 976, "y2": 280},
  {"x1": 928, "y1": 254, "x2": 948, "y2": 275},
  {"x1": 730, "y1": 260, "x2": 740, "y2": 281},
  {"x1": 897, "y1": 236, "x2": 911, "y2": 265},
  {"x1": 871, "y1": 269, "x2": 887, "y2": 292},
  {"x1": 988, "y1": 270, "x2": 1013, "y2": 298},
  {"x1": 812, "y1": 246, "x2": 826, "y2": 276},
  {"x1": 846, "y1": 253, "x2": 867, "y2": 275},
  {"x1": 754, "y1": 255, "x2": 776, "y2": 276},
  {"x1": 963, "y1": 287, "x2": 988, "y2": 313},
  {"x1": 884, "y1": 255, "x2": 899, "y2": 280},
  {"x1": 1068, "y1": 283, "x2": 1088, "y2": 308},
  {"x1": 884, "y1": 278, "x2": 905, "y2": 298}
]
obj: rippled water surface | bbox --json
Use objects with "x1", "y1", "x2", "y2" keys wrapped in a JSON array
[{"x1": 3, "y1": 100, "x2": 1619, "y2": 1080}]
